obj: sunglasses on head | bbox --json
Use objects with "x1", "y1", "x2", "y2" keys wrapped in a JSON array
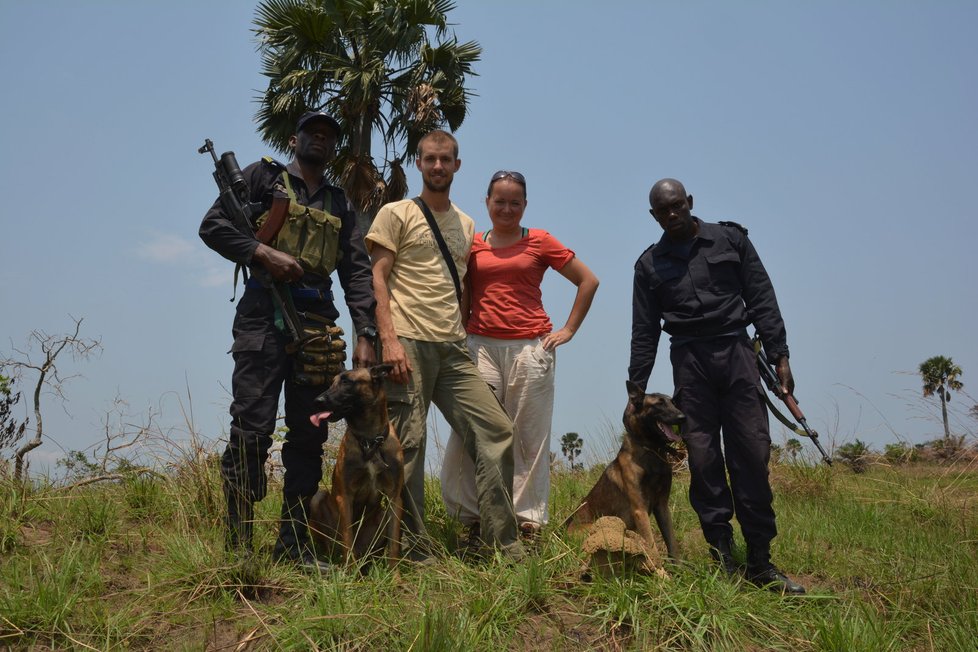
[{"x1": 490, "y1": 170, "x2": 526, "y2": 185}]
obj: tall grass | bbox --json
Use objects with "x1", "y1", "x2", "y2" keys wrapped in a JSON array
[{"x1": 0, "y1": 452, "x2": 976, "y2": 650}]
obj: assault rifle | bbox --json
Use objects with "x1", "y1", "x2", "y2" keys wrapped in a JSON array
[
  {"x1": 752, "y1": 334, "x2": 832, "y2": 466},
  {"x1": 198, "y1": 139, "x2": 302, "y2": 348}
]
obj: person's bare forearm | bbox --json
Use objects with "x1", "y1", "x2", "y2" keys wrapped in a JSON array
[
  {"x1": 373, "y1": 271, "x2": 399, "y2": 347},
  {"x1": 561, "y1": 273, "x2": 599, "y2": 335},
  {"x1": 370, "y1": 246, "x2": 411, "y2": 383},
  {"x1": 543, "y1": 258, "x2": 599, "y2": 350}
]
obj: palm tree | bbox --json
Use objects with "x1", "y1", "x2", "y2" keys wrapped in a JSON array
[
  {"x1": 560, "y1": 432, "x2": 583, "y2": 470},
  {"x1": 918, "y1": 355, "x2": 964, "y2": 443},
  {"x1": 253, "y1": 0, "x2": 481, "y2": 230}
]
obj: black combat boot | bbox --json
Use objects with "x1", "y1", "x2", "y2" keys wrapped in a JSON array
[
  {"x1": 225, "y1": 488, "x2": 255, "y2": 558},
  {"x1": 746, "y1": 544, "x2": 806, "y2": 595},
  {"x1": 708, "y1": 535, "x2": 740, "y2": 577},
  {"x1": 273, "y1": 494, "x2": 332, "y2": 573}
]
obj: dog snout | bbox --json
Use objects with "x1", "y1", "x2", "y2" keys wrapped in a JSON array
[{"x1": 314, "y1": 388, "x2": 334, "y2": 408}]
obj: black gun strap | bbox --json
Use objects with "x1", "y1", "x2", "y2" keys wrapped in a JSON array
[
  {"x1": 752, "y1": 335, "x2": 812, "y2": 439},
  {"x1": 756, "y1": 387, "x2": 807, "y2": 438},
  {"x1": 412, "y1": 197, "x2": 462, "y2": 304}
]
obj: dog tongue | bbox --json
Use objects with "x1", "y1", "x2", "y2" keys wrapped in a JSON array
[
  {"x1": 659, "y1": 421, "x2": 681, "y2": 442},
  {"x1": 309, "y1": 411, "x2": 333, "y2": 428}
]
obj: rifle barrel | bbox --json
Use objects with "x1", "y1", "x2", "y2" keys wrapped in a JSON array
[{"x1": 199, "y1": 138, "x2": 304, "y2": 346}]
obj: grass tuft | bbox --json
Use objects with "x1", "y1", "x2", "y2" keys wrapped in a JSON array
[{"x1": 0, "y1": 448, "x2": 976, "y2": 650}]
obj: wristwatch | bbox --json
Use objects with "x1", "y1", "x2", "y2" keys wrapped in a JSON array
[{"x1": 357, "y1": 325, "x2": 378, "y2": 341}]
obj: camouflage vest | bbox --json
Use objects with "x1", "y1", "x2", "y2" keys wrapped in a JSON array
[{"x1": 257, "y1": 167, "x2": 342, "y2": 277}]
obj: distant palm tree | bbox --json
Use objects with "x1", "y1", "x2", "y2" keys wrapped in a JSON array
[
  {"x1": 253, "y1": 0, "x2": 481, "y2": 230},
  {"x1": 560, "y1": 432, "x2": 583, "y2": 470},
  {"x1": 918, "y1": 355, "x2": 964, "y2": 443}
]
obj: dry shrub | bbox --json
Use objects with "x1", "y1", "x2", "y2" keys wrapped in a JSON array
[{"x1": 770, "y1": 462, "x2": 834, "y2": 499}]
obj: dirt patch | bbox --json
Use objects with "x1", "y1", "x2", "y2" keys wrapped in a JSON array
[
  {"x1": 18, "y1": 519, "x2": 55, "y2": 547},
  {"x1": 515, "y1": 594, "x2": 632, "y2": 652}
]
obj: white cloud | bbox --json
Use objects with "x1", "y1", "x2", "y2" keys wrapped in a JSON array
[
  {"x1": 199, "y1": 265, "x2": 232, "y2": 288},
  {"x1": 135, "y1": 230, "x2": 238, "y2": 289},
  {"x1": 136, "y1": 232, "x2": 195, "y2": 264}
]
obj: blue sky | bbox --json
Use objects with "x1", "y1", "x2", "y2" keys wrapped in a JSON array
[{"x1": 2, "y1": 1, "x2": 976, "y2": 476}]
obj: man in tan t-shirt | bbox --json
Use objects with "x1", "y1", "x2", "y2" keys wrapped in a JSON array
[{"x1": 365, "y1": 130, "x2": 524, "y2": 561}]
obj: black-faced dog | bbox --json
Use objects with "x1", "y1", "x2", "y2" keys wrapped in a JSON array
[
  {"x1": 564, "y1": 381, "x2": 686, "y2": 560},
  {"x1": 308, "y1": 364, "x2": 404, "y2": 567}
]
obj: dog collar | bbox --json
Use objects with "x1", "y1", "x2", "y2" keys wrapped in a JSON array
[{"x1": 356, "y1": 432, "x2": 388, "y2": 462}]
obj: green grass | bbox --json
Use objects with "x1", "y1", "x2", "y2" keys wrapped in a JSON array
[{"x1": 0, "y1": 456, "x2": 976, "y2": 650}]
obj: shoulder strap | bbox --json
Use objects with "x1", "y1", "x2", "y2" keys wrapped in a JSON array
[
  {"x1": 718, "y1": 220, "x2": 748, "y2": 235},
  {"x1": 412, "y1": 197, "x2": 462, "y2": 304},
  {"x1": 483, "y1": 227, "x2": 529, "y2": 243}
]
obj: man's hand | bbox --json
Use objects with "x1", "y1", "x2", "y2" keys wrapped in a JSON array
[
  {"x1": 252, "y1": 242, "x2": 303, "y2": 282},
  {"x1": 352, "y1": 336, "x2": 377, "y2": 368},
  {"x1": 381, "y1": 336, "x2": 412, "y2": 384},
  {"x1": 775, "y1": 356, "x2": 795, "y2": 397}
]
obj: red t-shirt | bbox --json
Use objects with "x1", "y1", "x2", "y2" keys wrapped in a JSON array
[{"x1": 466, "y1": 228, "x2": 575, "y2": 339}]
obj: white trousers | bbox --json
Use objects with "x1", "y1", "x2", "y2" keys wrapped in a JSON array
[{"x1": 440, "y1": 334, "x2": 555, "y2": 526}]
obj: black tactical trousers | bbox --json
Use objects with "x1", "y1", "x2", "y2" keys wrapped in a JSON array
[
  {"x1": 670, "y1": 335, "x2": 777, "y2": 550},
  {"x1": 221, "y1": 287, "x2": 333, "y2": 548}
]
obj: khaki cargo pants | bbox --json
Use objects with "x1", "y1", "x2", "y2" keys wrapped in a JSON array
[{"x1": 385, "y1": 337, "x2": 521, "y2": 555}]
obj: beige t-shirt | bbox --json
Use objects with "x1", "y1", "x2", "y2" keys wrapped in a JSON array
[{"x1": 366, "y1": 198, "x2": 475, "y2": 342}]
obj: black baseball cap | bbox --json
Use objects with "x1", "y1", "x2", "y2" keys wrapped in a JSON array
[{"x1": 296, "y1": 111, "x2": 341, "y2": 136}]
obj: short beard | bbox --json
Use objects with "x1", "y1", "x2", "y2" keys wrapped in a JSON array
[
  {"x1": 296, "y1": 149, "x2": 329, "y2": 167},
  {"x1": 423, "y1": 177, "x2": 451, "y2": 194}
]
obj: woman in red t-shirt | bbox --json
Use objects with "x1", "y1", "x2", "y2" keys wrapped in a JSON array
[{"x1": 440, "y1": 170, "x2": 599, "y2": 540}]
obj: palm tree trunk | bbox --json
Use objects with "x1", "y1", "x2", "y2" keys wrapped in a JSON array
[
  {"x1": 941, "y1": 393, "x2": 950, "y2": 443},
  {"x1": 349, "y1": 114, "x2": 376, "y2": 238}
]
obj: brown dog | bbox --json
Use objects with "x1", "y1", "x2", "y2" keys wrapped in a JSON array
[
  {"x1": 565, "y1": 381, "x2": 686, "y2": 560},
  {"x1": 308, "y1": 364, "x2": 404, "y2": 567}
]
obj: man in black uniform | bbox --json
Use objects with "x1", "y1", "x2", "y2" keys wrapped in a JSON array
[
  {"x1": 200, "y1": 111, "x2": 377, "y2": 570},
  {"x1": 629, "y1": 178, "x2": 805, "y2": 594}
]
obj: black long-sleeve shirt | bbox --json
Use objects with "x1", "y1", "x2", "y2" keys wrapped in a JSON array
[
  {"x1": 199, "y1": 158, "x2": 375, "y2": 333},
  {"x1": 629, "y1": 218, "x2": 788, "y2": 390}
]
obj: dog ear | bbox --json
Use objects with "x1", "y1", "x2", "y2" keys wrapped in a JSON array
[
  {"x1": 625, "y1": 380, "x2": 644, "y2": 403},
  {"x1": 371, "y1": 363, "x2": 395, "y2": 382}
]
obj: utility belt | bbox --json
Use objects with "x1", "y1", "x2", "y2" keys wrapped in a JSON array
[
  {"x1": 245, "y1": 277, "x2": 334, "y2": 302},
  {"x1": 244, "y1": 277, "x2": 346, "y2": 386},
  {"x1": 669, "y1": 328, "x2": 749, "y2": 349}
]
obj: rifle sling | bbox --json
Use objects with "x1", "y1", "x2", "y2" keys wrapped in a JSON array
[
  {"x1": 757, "y1": 388, "x2": 809, "y2": 439},
  {"x1": 751, "y1": 334, "x2": 813, "y2": 440}
]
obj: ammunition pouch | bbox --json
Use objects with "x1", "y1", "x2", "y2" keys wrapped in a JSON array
[
  {"x1": 255, "y1": 171, "x2": 342, "y2": 278},
  {"x1": 292, "y1": 323, "x2": 346, "y2": 387}
]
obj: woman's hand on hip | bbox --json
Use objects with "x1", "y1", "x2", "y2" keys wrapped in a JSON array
[{"x1": 542, "y1": 327, "x2": 574, "y2": 351}]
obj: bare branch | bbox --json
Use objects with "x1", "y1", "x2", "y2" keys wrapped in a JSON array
[
  {"x1": 58, "y1": 467, "x2": 167, "y2": 491},
  {"x1": 1, "y1": 317, "x2": 102, "y2": 482}
]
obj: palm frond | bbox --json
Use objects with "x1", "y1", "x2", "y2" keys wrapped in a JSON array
[
  {"x1": 383, "y1": 159, "x2": 408, "y2": 204},
  {"x1": 333, "y1": 152, "x2": 384, "y2": 212},
  {"x1": 252, "y1": 0, "x2": 480, "y2": 213}
]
